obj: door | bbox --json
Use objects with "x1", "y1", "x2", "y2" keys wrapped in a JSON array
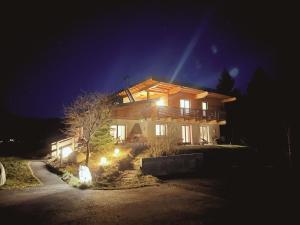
[
  {"x1": 200, "y1": 126, "x2": 210, "y2": 143},
  {"x1": 182, "y1": 125, "x2": 192, "y2": 143}
]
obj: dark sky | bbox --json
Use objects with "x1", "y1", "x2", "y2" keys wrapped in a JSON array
[{"x1": 0, "y1": 1, "x2": 296, "y2": 118}]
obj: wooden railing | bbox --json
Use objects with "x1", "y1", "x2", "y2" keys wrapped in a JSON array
[
  {"x1": 156, "y1": 106, "x2": 226, "y2": 121},
  {"x1": 112, "y1": 101, "x2": 226, "y2": 121}
]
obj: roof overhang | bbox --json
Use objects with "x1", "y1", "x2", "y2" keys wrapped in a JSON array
[
  {"x1": 118, "y1": 77, "x2": 237, "y2": 103},
  {"x1": 118, "y1": 78, "x2": 207, "y2": 97}
]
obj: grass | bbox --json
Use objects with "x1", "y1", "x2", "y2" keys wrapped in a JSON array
[{"x1": 0, "y1": 157, "x2": 40, "y2": 189}]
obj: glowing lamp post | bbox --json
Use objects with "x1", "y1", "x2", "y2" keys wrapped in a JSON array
[
  {"x1": 79, "y1": 165, "x2": 92, "y2": 185},
  {"x1": 113, "y1": 148, "x2": 120, "y2": 157}
]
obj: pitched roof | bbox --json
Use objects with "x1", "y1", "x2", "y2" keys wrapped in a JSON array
[{"x1": 118, "y1": 76, "x2": 236, "y2": 102}]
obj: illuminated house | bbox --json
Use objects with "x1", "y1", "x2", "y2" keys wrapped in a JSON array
[{"x1": 110, "y1": 77, "x2": 236, "y2": 145}]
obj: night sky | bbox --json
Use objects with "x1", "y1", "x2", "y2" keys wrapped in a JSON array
[{"x1": 0, "y1": 1, "x2": 296, "y2": 118}]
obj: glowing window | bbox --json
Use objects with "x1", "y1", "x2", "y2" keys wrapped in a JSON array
[
  {"x1": 202, "y1": 102, "x2": 208, "y2": 110},
  {"x1": 180, "y1": 99, "x2": 190, "y2": 115},
  {"x1": 181, "y1": 125, "x2": 191, "y2": 143},
  {"x1": 155, "y1": 124, "x2": 167, "y2": 136},
  {"x1": 110, "y1": 125, "x2": 126, "y2": 141}
]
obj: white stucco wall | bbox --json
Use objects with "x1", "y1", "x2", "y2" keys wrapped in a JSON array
[{"x1": 111, "y1": 119, "x2": 220, "y2": 144}]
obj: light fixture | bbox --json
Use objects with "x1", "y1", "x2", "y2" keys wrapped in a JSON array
[
  {"x1": 79, "y1": 165, "x2": 92, "y2": 184},
  {"x1": 113, "y1": 148, "x2": 120, "y2": 157},
  {"x1": 156, "y1": 99, "x2": 164, "y2": 106},
  {"x1": 99, "y1": 157, "x2": 108, "y2": 166}
]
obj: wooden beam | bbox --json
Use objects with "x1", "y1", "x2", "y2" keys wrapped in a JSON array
[
  {"x1": 222, "y1": 97, "x2": 236, "y2": 103},
  {"x1": 195, "y1": 91, "x2": 208, "y2": 99},
  {"x1": 168, "y1": 86, "x2": 182, "y2": 95},
  {"x1": 137, "y1": 81, "x2": 160, "y2": 92},
  {"x1": 148, "y1": 88, "x2": 169, "y2": 93}
]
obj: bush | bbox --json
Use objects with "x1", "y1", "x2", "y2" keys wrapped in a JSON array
[{"x1": 147, "y1": 123, "x2": 180, "y2": 157}]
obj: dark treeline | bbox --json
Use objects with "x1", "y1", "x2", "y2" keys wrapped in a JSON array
[
  {"x1": 0, "y1": 110, "x2": 64, "y2": 157},
  {"x1": 217, "y1": 68, "x2": 299, "y2": 169}
]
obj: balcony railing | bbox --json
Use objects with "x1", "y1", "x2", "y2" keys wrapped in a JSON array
[
  {"x1": 112, "y1": 100, "x2": 226, "y2": 121},
  {"x1": 156, "y1": 106, "x2": 226, "y2": 121}
]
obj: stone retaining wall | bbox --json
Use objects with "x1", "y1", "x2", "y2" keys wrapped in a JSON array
[{"x1": 141, "y1": 153, "x2": 204, "y2": 176}]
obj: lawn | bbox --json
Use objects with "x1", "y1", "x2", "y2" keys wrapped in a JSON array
[{"x1": 0, "y1": 157, "x2": 40, "y2": 189}]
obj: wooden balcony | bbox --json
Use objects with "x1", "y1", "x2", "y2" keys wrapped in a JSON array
[
  {"x1": 111, "y1": 100, "x2": 226, "y2": 122},
  {"x1": 156, "y1": 106, "x2": 226, "y2": 121}
]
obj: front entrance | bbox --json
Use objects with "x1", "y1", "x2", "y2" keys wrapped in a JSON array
[{"x1": 200, "y1": 126, "x2": 210, "y2": 144}]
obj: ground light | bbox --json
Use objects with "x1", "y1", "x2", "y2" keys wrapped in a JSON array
[
  {"x1": 79, "y1": 165, "x2": 92, "y2": 185},
  {"x1": 99, "y1": 157, "x2": 109, "y2": 166},
  {"x1": 113, "y1": 148, "x2": 120, "y2": 157}
]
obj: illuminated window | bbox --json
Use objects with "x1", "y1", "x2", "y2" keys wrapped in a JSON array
[
  {"x1": 200, "y1": 126, "x2": 210, "y2": 143},
  {"x1": 155, "y1": 124, "x2": 167, "y2": 136},
  {"x1": 180, "y1": 99, "x2": 190, "y2": 115},
  {"x1": 202, "y1": 102, "x2": 208, "y2": 117},
  {"x1": 181, "y1": 125, "x2": 191, "y2": 143},
  {"x1": 110, "y1": 125, "x2": 126, "y2": 141},
  {"x1": 202, "y1": 102, "x2": 208, "y2": 110}
]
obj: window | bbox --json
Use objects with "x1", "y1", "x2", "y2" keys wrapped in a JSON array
[
  {"x1": 180, "y1": 99, "x2": 190, "y2": 115},
  {"x1": 181, "y1": 125, "x2": 191, "y2": 143},
  {"x1": 202, "y1": 102, "x2": 208, "y2": 110},
  {"x1": 110, "y1": 125, "x2": 126, "y2": 141},
  {"x1": 202, "y1": 102, "x2": 208, "y2": 117},
  {"x1": 200, "y1": 126, "x2": 210, "y2": 143},
  {"x1": 155, "y1": 124, "x2": 167, "y2": 136}
]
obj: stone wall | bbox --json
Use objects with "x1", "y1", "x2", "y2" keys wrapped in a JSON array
[{"x1": 141, "y1": 153, "x2": 204, "y2": 176}]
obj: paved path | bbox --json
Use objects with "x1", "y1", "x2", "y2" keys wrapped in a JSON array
[{"x1": 0, "y1": 161, "x2": 224, "y2": 225}]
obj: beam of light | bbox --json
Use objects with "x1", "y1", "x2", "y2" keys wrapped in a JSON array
[{"x1": 170, "y1": 27, "x2": 203, "y2": 83}]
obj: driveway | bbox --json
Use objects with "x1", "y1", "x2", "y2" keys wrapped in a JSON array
[
  {"x1": 0, "y1": 161, "x2": 224, "y2": 225},
  {"x1": 0, "y1": 161, "x2": 296, "y2": 225}
]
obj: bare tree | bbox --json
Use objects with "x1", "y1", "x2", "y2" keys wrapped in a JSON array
[{"x1": 64, "y1": 92, "x2": 112, "y2": 166}]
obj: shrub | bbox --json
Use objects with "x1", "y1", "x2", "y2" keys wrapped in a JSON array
[{"x1": 147, "y1": 123, "x2": 180, "y2": 157}]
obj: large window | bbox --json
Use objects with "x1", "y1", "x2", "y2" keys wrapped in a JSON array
[
  {"x1": 181, "y1": 125, "x2": 191, "y2": 143},
  {"x1": 155, "y1": 124, "x2": 167, "y2": 136},
  {"x1": 180, "y1": 99, "x2": 190, "y2": 115},
  {"x1": 110, "y1": 125, "x2": 126, "y2": 141}
]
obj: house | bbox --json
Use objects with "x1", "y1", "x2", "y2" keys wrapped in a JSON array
[{"x1": 110, "y1": 77, "x2": 236, "y2": 145}]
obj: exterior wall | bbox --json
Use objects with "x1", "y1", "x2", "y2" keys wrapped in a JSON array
[
  {"x1": 112, "y1": 119, "x2": 221, "y2": 144},
  {"x1": 111, "y1": 119, "x2": 148, "y2": 141}
]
